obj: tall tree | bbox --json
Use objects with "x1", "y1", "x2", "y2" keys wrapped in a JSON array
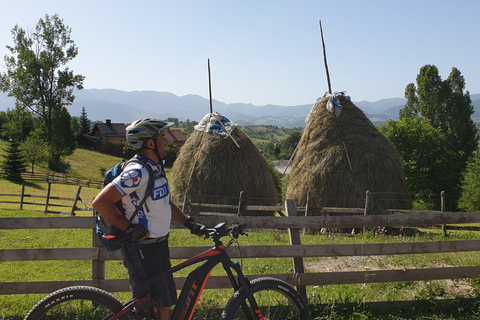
[
  {"x1": 0, "y1": 14, "x2": 84, "y2": 171},
  {"x1": 79, "y1": 107, "x2": 90, "y2": 134},
  {"x1": 382, "y1": 65, "x2": 478, "y2": 210}
]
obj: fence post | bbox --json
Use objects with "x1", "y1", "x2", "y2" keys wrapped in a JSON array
[
  {"x1": 20, "y1": 182, "x2": 25, "y2": 210},
  {"x1": 70, "y1": 185, "x2": 82, "y2": 216},
  {"x1": 441, "y1": 191, "x2": 446, "y2": 237},
  {"x1": 92, "y1": 214, "x2": 106, "y2": 287},
  {"x1": 44, "y1": 182, "x2": 51, "y2": 214},
  {"x1": 303, "y1": 190, "x2": 310, "y2": 234},
  {"x1": 285, "y1": 199, "x2": 307, "y2": 301},
  {"x1": 363, "y1": 190, "x2": 371, "y2": 234},
  {"x1": 237, "y1": 191, "x2": 245, "y2": 216}
]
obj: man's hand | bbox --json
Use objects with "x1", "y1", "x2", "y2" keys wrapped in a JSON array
[
  {"x1": 124, "y1": 223, "x2": 148, "y2": 241},
  {"x1": 184, "y1": 217, "x2": 205, "y2": 235}
]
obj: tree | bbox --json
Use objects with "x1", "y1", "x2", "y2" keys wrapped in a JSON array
[
  {"x1": 458, "y1": 147, "x2": 480, "y2": 211},
  {"x1": 405, "y1": 65, "x2": 478, "y2": 163},
  {"x1": 79, "y1": 107, "x2": 91, "y2": 134},
  {"x1": 379, "y1": 117, "x2": 460, "y2": 209},
  {"x1": 381, "y1": 65, "x2": 478, "y2": 210},
  {"x1": 21, "y1": 129, "x2": 49, "y2": 174},
  {"x1": 1, "y1": 140, "x2": 27, "y2": 180},
  {"x1": 0, "y1": 14, "x2": 84, "y2": 171}
]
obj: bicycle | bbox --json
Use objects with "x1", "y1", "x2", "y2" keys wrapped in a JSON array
[{"x1": 24, "y1": 222, "x2": 311, "y2": 319}]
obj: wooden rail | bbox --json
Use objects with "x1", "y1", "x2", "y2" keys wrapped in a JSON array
[{"x1": 1, "y1": 204, "x2": 480, "y2": 295}]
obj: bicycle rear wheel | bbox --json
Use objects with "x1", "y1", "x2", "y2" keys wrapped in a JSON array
[
  {"x1": 24, "y1": 286, "x2": 125, "y2": 320},
  {"x1": 221, "y1": 277, "x2": 310, "y2": 320}
]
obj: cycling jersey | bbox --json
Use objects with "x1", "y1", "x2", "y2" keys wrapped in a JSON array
[{"x1": 111, "y1": 154, "x2": 171, "y2": 238}]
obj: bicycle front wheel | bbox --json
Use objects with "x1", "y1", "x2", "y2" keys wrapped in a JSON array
[
  {"x1": 221, "y1": 277, "x2": 310, "y2": 320},
  {"x1": 24, "y1": 286, "x2": 125, "y2": 320}
]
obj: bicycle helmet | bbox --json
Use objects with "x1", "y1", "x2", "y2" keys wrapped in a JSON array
[{"x1": 126, "y1": 118, "x2": 174, "y2": 150}]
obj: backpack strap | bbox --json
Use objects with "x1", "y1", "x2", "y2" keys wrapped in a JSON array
[{"x1": 124, "y1": 157, "x2": 157, "y2": 223}]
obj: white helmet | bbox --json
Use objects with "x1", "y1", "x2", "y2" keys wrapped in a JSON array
[{"x1": 126, "y1": 118, "x2": 174, "y2": 150}]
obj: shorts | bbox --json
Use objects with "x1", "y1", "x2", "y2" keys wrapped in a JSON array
[{"x1": 121, "y1": 237, "x2": 177, "y2": 307}]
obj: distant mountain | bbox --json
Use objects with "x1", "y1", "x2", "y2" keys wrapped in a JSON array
[{"x1": 1, "y1": 89, "x2": 479, "y2": 128}]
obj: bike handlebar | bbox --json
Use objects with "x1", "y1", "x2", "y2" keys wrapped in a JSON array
[{"x1": 103, "y1": 222, "x2": 248, "y2": 246}]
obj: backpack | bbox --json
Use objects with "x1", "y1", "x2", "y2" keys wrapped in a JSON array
[{"x1": 94, "y1": 157, "x2": 155, "y2": 251}]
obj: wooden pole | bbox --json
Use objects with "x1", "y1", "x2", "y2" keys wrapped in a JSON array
[
  {"x1": 70, "y1": 185, "x2": 82, "y2": 216},
  {"x1": 208, "y1": 59, "x2": 213, "y2": 114},
  {"x1": 44, "y1": 182, "x2": 51, "y2": 214},
  {"x1": 319, "y1": 20, "x2": 332, "y2": 94},
  {"x1": 285, "y1": 199, "x2": 307, "y2": 301},
  {"x1": 20, "y1": 182, "x2": 25, "y2": 210},
  {"x1": 441, "y1": 191, "x2": 447, "y2": 237}
]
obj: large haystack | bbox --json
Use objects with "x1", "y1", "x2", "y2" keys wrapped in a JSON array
[
  {"x1": 286, "y1": 93, "x2": 410, "y2": 214},
  {"x1": 170, "y1": 113, "x2": 278, "y2": 214}
]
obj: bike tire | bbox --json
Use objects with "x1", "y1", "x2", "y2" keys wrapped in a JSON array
[
  {"x1": 24, "y1": 286, "x2": 125, "y2": 320},
  {"x1": 220, "y1": 277, "x2": 311, "y2": 320}
]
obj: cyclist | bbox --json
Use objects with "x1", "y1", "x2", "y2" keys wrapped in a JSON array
[{"x1": 92, "y1": 118, "x2": 204, "y2": 319}]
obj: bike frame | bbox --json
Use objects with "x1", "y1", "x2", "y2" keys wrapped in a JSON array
[{"x1": 111, "y1": 238, "x2": 254, "y2": 320}]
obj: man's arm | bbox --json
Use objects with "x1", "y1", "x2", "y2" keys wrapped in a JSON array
[
  {"x1": 170, "y1": 200, "x2": 189, "y2": 225},
  {"x1": 92, "y1": 184, "x2": 131, "y2": 232}
]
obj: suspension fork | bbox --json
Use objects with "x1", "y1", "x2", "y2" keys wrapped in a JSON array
[{"x1": 223, "y1": 260, "x2": 263, "y2": 320}]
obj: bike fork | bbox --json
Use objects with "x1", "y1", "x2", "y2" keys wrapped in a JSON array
[{"x1": 224, "y1": 261, "x2": 264, "y2": 320}]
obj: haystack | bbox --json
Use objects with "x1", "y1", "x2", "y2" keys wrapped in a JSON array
[
  {"x1": 170, "y1": 113, "x2": 278, "y2": 215},
  {"x1": 286, "y1": 93, "x2": 410, "y2": 214}
]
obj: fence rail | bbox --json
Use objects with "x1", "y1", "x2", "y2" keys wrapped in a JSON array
[
  {"x1": 0, "y1": 170, "x2": 102, "y2": 188},
  {"x1": 1, "y1": 202, "x2": 480, "y2": 297}
]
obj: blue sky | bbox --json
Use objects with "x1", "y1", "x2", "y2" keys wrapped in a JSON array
[{"x1": 1, "y1": 0, "x2": 479, "y2": 106}]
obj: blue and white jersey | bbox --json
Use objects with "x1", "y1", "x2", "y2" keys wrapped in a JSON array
[{"x1": 111, "y1": 154, "x2": 171, "y2": 238}]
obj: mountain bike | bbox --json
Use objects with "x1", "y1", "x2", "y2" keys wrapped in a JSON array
[{"x1": 24, "y1": 222, "x2": 311, "y2": 319}]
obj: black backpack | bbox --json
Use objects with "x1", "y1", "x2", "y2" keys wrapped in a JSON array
[{"x1": 94, "y1": 157, "x2": 155, "y2": 251}]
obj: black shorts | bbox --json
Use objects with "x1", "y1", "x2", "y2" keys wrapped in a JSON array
[{"x1": 121, "y1": 237, "x2": 177, "y2": 307}]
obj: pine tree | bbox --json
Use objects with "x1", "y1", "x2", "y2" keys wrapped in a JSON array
[
  {"x1": 79, "y1": 107, "x2": 91, "y2": 134},
  {"x1": 2, "y1": 141, "x2": 27, "y2": 180}
]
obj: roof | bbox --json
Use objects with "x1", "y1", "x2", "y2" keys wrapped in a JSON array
[
  {"x1": 165, "y1": 129, "x2": 187, "y2": 144},
  {"x1": 91, "y1": 121, "x2": 126, "y2": 138}
]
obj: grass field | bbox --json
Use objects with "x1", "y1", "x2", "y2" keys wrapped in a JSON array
[{"x1": 1, "y1": 145, "x2": 480, "y2": 318}]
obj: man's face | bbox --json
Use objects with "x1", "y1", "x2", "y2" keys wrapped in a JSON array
[{"x1": 155, "y1": 132, "x2": 169, "y2": 159}]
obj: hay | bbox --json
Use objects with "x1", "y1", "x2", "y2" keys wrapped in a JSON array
[
  {"x1": 286, "y1": 95, "x2": 411, "y2": 214},
  {"x1": 170, "y1": 125, "x2": 279, "y2": 214}
]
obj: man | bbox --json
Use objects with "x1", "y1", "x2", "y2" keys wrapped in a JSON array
[{"x1": 92, "y1": 118, "x2": 203, "y2": 319}]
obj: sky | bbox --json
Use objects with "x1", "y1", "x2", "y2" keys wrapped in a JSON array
[{"x1": 1, "y1": 0, "x2": 479, "y2": 106}]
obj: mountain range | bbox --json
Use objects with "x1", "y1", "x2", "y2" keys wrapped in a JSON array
[{"x1": 1, "y1": 89, "x2": 479, "y2": 128}]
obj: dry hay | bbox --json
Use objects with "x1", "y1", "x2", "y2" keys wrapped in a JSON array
[
  {"x1": 170, "y1": 126, "x2": 279, "y2": 214},
  {"x1": 286, "y1": 95, "x2": 411, "y2": 214}
]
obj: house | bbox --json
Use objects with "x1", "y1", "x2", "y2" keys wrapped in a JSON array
[
  {"x1": 90, "y1": 119, "x2": 187, "y2": 147},
  {"x1": 90, "y1": 119, "x2": 126, "y2": 142}
]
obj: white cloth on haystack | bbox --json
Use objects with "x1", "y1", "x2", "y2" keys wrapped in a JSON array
[
  {"x1": 325, "y1": 91, "x2": 351, "y2": 117},
  {"x1": 194, "y1": 112, "x2": 237, "y2": 137}
]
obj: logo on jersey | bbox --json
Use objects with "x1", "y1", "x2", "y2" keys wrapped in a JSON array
[
  {"x1": 152, "y1": 182, "x2": 169, "y2": 200},
  {"x1": 120, "y1": 169, "x2": 142, "y2": 188}
]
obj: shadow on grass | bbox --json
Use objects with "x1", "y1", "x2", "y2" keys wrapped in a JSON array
[{"x1": 309, "y1": 298, "x2": 480, "y2": 319}]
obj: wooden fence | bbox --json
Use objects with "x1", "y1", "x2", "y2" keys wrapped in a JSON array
[
  {"x1": 0, "y1": 182, "x2": 91, "y2": 215},
  {"x1": 0, "y1": 170, "x2": 102, "y2": 189},
  {"x1": 2, "y1": 200, "x2": 480, "y2": 300}
]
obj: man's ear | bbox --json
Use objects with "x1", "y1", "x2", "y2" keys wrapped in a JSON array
[{"x1": 143, "y1": 138, "x2": 154, "y2": 149}]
